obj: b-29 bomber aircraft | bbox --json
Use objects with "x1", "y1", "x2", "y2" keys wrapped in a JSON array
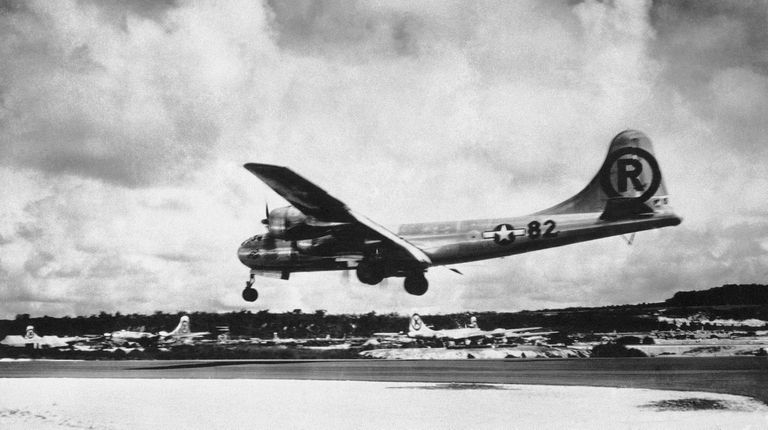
[
  {"x1": 407, "y1": 314, "x2": 553, "y2": 346},
  {"x1": 238, "y1": 130, "x2": 681, "y2": 302}
]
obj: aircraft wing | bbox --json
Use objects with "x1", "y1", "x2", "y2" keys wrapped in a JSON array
[
  {"x1": 503, "y1": 327, "x2": 543, "y2": 334},
  {"x1": 244, "y1": 163, "x2": 432, "y2": 267},
  {"x1": 244, "y1": 163, "x2": 355, "y2": 222},
  {"x1": 436, "y1": 328, "x2": 489, "y2": 340},
  {"x1": 508, "y1": 331, "x2": 558, "y2": 338},
  {"x1": 170, "y1": 331, "x2": 209, "y2": 339}
]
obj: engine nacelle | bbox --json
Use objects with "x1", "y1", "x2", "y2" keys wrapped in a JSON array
[
  {"x1": 266, "y1": 206, "x2": 307, "y2": 239},
  {"x1": 265, "y1": 206, "x2": 348, "y2": 240},
  {"x1": 294, "y1": 235, "x2": 340, "y2": 255}
]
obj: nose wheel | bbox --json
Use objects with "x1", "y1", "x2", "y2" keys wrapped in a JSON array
[{"x1": 242, "y1": 275, "x2": 258, "y2": 302}]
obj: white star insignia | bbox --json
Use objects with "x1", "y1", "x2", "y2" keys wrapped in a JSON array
[{"x1": 495, "y1": 225, "x2": 513, "y2": 242}]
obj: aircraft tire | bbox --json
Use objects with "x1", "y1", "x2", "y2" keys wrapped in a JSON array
[
  {"x1": 404, "y1": 273, "x2": 428, "y2": 296},
  {"x1": 356, "y1": 263, "x2": 384, "y2": 285},
  {"x1": 242, "y1": 287, "x2": 259, "y2": 302}
]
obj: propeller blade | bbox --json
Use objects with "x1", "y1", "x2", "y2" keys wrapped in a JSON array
[
  {"x1": 340, "y1": 269, "x2": 351, "y2": 284},
  {"x1": 261, "y1": 202, "x2": 270, "y2": 225}
]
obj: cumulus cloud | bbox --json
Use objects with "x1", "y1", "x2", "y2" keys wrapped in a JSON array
[
  {"x1": 0, "y1": 0, "x2": 275, "y2": 186},
  {"x1": 0, "y1": 0, "x2": 766, "y2": 317}
]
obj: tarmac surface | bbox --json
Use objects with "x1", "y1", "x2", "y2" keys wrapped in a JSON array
[
  {"x1": 4, "y1": 378, "x2": 767, "y2": 429},
  {"x1": 2, "y1": 356, "x2": 767, "y2": 404}
]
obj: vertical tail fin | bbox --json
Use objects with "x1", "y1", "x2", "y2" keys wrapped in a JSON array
[
  {"x1": 408, "y1": 314, "x2": 435, "y2": 336},
  {"x1": 167, "y1": 316, "x2": 191, "y2": 337},
  {"x1": 537, "y1": 130, "x2": 672, "y2": 218},
  {"x1": 468, "y1": 316, "x2": 478, "y2": 329}
]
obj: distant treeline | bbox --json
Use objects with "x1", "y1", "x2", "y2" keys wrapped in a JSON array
[
  {"x1": 3, "y1": 284, "x2": 768, "y2": 338},
  {"x1": 0, "y1": 307, "x2": 671, "y2": 339},
  {"x1": 1, "y1": 310, "x2": 409, "y2": 339},
  {"x1": 665, "y1": 284, "x2": 768, "y2": 307}
]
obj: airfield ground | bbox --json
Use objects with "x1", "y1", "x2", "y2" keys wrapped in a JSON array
[
  {"x1": 2, "y1": 378, "x2": 767, "y2": 429},
  {"x1": 2, "y1": 357, "x2": 768, "y2": 403},
  {"x1": 1, "y1": 357, "x2": 768, "y2": 429}
]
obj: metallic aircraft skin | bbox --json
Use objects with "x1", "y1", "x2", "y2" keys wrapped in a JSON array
[
  {"x1": 397, "y1": 211, "x2": 680, "y2": 266},
  {"x1": 238, "y1": 213, "x2": 679, "y2": 270},
  {"x1": 237, "y1": 130, "x2": 682, "y2": 300}
]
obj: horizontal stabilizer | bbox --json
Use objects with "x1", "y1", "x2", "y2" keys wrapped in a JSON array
[{"x1": 599, "y1": 198, "x2": 654, "y2": 221}]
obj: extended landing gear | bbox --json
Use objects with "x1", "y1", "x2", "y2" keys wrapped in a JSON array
[
  {"x1": 404, "y1": 272, "x2": 428, "y2": 296},
  {"x1": 356, "y1": 262, "x2": 384, "y2": 285},
  {"x1": 356, "y1": 260, "x2": 429, "y2": 296},
  {"x1": 242, "y1": 274, "x2": 258, "y2": 302}
]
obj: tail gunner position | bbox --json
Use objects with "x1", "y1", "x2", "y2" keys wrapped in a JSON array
[{"x1": 238, "y1": 130, "x2": 681, "y2": 302}]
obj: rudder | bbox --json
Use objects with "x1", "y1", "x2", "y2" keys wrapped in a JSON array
[{"x1": 162, "y1": 316, "x2": 191, "y2": 337}]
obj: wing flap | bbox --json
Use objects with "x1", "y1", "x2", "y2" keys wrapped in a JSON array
[{"x1": 349, "y1": 210, "x2": 432, "y2": 266}]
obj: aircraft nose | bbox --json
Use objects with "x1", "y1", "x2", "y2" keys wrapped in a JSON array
[{"x1": 237, "y1": 246, "x2": 251, "y2": 266}]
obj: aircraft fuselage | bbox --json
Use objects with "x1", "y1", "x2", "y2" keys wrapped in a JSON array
[{"x1": 237, "y1": 208, "x2": 681, "y2": 272}]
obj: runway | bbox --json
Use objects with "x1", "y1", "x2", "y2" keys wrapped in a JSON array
[
  {"x1": 3, "y1": 358, "x2": 768, "y2": 429},
  {"x1": 2, "y1": 357, "x2": 767, "y2": 403}
]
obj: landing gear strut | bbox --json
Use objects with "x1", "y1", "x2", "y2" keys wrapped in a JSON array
[
  {"x1": 242, "y1": 274, "x2": 258, "y2": 302},
  {"x1": 404, "y1": 272, "x2": 428, "y2": 296}
]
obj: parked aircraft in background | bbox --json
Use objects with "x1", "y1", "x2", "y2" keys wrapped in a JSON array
[
  {"x1": 491, "y1": 327, "x2": 558, "y2": 342},
  {"x1": 302, "y1": 335, "x2": 353, "y2": 350},
  {"x1": 159, "y1": 316, "x2": 210, "y2": 341},
  {"x1": 258, "y1": 332, "x2": 303, "y2": 346},
  {"x1": 105, "y1": 316, "x2": 209, "y2": 346},
  {"x1": 238, "y1": 130, "x2": 682, "y2": 301},
  {"x1": 408, "y1": 314, "x2": 489, "y2": 345},
  {"x1": 107, "y1": 328, "x2": 157, "y2": 346},
  {"x1": 369, "y1": 331, "x2": 413, "y2": 346},
  {"x1": 406, "y1": 314, "x2": 550, "y2": 346},
  {"x1": 0, "y1": 325, "x2": 84, "y2": 349}
]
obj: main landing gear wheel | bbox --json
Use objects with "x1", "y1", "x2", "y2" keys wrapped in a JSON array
[
  {"x1": 404, "y1": 273, "x2": 428, "y2": 296},
  {"x1": 242, "y1": 275, "x2": 258, "y2": 302},
  {"x1": 356, "y1": 262, "x2": 384, "y2": 285}
]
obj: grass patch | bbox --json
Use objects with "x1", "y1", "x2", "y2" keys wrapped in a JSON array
[
  {"x1": 641, "y1": 398, "x2": 730, "y2": 411},
  {"x1": 389, "y1": 383, "x2": 511, "y2": 390}
]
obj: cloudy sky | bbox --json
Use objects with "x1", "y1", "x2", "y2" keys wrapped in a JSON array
[{"x1": 1, "y1": 0, "x2": 767, "y2": 318}]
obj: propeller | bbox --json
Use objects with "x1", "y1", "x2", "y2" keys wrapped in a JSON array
[
  {"x1": 446, "y1": 267, "x2": 463, "y2": 275},
  {"x1": 261, "y1": 202, "x2": 269, "y2": 227},
  {"x1": 340, "y1": 269, "x2": 351, "y2": 284}
]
